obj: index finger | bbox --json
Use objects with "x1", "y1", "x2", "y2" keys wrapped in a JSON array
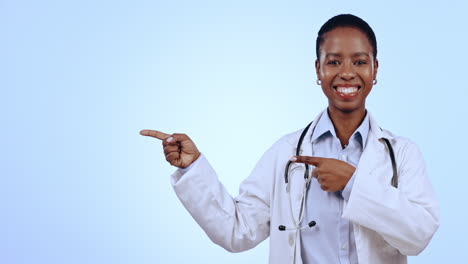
[
  {"x1": 140, "y1": 129, "x2": 170, "y2": 140},
  {"x1": 290, "y1": 156, "x2": 323, "y2": 166}
]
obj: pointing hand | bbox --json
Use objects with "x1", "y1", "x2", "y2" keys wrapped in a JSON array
[
  {"x1": 140, "y1": 130, "x2": 201, "y2": 168},
  {"x1": 291, "y1": 156, "x2": 355, "y2": 192}
]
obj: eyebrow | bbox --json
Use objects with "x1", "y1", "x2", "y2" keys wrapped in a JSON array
[
  {"x1": 353, "y1": 52, "x2": 370, "y2": 57},
  {"x1": 325, "y1": 52, "x2": 370, "y2": 58}
]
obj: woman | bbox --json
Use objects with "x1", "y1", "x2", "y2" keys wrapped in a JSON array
[{"x1": 141, "y1": 14, "x2": 439, "y2": 264}]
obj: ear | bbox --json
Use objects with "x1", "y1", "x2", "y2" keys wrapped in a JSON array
[
  {"x1": 315, "y1": 59, "x2": 321, "y2": 80},
  {"x1": 373, "y1": 58, "x2": 379, "y2": 80}
]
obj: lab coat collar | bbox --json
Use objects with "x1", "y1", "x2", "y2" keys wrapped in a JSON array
[
  {"x1": 368, "y1": 111, "x2": 395, "y2": 141},
  {"x1": 309, "y1": 109, "x2": 333, "y2": 143}
]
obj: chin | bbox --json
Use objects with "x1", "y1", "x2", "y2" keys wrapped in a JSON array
[{"x1": 329, "y1": 101, "x2": 365, "y2": 114}]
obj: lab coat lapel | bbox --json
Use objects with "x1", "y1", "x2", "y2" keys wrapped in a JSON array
[
  {"x1": 358, "y1": 131, "x2": 386, "y2": 177},
  {"x1": 356, "y1": 112, "x2": 394, "y2": 183}
]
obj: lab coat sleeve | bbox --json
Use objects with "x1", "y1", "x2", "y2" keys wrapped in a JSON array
[
  {"x1": 170, "y1": 144, "x2": 278, "y2": 253},
  {"x1": 342, "y1": 171, "x2": 356, "y2": 201},
  {"x1": 342, "y1": 140, "x2": 440, "y2": 256}
]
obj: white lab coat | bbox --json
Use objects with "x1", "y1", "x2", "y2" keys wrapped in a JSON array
[{"x1": 170, "y1": 110, "x2": 439, "y2": 264}]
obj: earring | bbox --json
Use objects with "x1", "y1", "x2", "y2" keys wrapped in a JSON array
[
  {"x1": 316, "y1": 79, "x2": 322, "y2": 85},
  {"x1": 373, "y1": 79, "x2": 377, "y2": 85}
]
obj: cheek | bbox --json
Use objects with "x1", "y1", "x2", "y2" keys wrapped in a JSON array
[
  {"x1": 319, "y1": 68, "x2": 337, "y2": 83},
  {"x1": 359, "y1": 68, "x2": 375, "y2": 83}
]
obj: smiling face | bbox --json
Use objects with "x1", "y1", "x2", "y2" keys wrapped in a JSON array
[{"x1": 316, "y1": 26, "x2": 378, "y2": 114}]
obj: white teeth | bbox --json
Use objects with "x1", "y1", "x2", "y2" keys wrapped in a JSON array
[{"x1": 336, "y1": 87, "x2": 358, "y2": 94}]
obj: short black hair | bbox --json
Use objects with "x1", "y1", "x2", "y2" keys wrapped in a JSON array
[{"x1": 316, "y1": 14, "x2": 377, "y2": 60}]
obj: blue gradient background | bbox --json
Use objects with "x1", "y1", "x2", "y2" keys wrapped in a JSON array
[{"x1": 2, "y1": 0, "x2": 467, "y2": 263}]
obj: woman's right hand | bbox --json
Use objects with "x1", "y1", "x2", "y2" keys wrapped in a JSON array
[{"x1": 140, "y1": 130, "x2": 201, "y2": 168}]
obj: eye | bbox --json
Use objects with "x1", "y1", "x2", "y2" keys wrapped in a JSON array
[
  {"x1": 327, "y1": 60, "x2": 340, "y2": 65},
  {"x1": 354, "y1": 60, "x2": 367, "y2": 65}
]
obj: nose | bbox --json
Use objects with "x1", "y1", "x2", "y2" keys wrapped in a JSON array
[{"x1": 339, "y1": 62, "x2": 356, "y2": 80}]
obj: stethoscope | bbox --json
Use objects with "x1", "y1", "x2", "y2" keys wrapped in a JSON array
[{"x1": 278, "y1": 121, "x2": 398, "y2": 232}]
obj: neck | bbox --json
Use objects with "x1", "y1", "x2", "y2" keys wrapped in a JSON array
[{"x1": 327, "y1": 107, "x2": 367, "y2": 147}]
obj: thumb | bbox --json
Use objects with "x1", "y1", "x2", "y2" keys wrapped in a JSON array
[{"x1": 170, "y1": 133, "x2": 196, "y2": 149}]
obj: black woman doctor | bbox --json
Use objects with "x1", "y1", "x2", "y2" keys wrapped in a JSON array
[{"x1": 140, "y1": 14, "x2": 439, "y2": 264}]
